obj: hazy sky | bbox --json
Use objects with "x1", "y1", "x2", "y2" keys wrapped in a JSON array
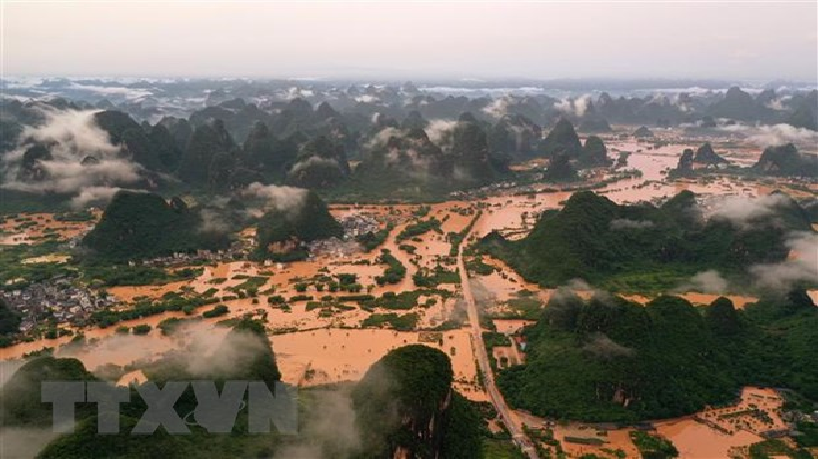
[{"x1": 3, "y1": 1, "x2": 817, "y2": 81}]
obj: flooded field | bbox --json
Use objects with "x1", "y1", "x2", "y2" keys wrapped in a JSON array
[
  {"x1": 269, "y1": 327, "x2": 480, "y2": 392},
  {"x1": 514, "y1": 386, "x2": 791, "y2": 459},
  {"x1": 0, "y1": 211, "x2": 99, "y2": 246},
  {"x1": 1, "y1": 132, "x2": 816, "y2": 459}
]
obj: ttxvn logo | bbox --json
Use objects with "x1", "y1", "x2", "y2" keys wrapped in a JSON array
[{"x1": 41, "y1": 380, "x2": 298, "y2": 435}]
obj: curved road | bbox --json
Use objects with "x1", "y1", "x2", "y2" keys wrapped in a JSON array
[{"x1": 457, "y1": 232, "x2": 538, "y2": 459}]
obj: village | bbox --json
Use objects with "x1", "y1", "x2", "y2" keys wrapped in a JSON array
[{"x1": 0, "y1": 130, "x2": 816, "y2": 459}]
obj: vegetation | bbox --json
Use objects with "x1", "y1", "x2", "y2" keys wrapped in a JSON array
[
  {"x1": 352, "y1": 345, "x2": 458, "y2": 457},
  {"x1": 0, "y1": 298, "x2": 22, "y2": 335},
  {"x1": 82, "y1": 264, "x2": 197, "y2": 287},
  {"x1": 90, "y1": 294, "x2": 218, "y2": 328},
  {"x1": 202, "y1": 304, "x2": 229, "y2": 318},
  {"x1": 374, "y1": 249, "x2": 406, "y2": 286},
  {"x1": 356, "y1": 223, "x2": 393, "y2": 252},
  {"x1": 82, "y1": 191, "x2": 229, "y2": 262},
  {"x1": 497, "y1": 291, "x2": 818, "y2": 422},
  {"x1": 131, "y1": 324, "x2": 152, "y2": 335},
  {"x1": 252, "y1": 190, "x2": 342, "y2": 260},
  {"x1": 479, "y1": 190, "x2": 813, "y2": 292},
  {"x1": 1, "y1": 356, "x2": 98, "y2": 426},
  {"x1": 629, "y1": 431, "x2": 678, "y2": 459},
  {"x1": 396, "y1": 218, "x2": 442, "y2": 242},
  {"x1": 361, "y1": 312, "x2": 419, "y2": 331},
  {"x1": 748, "y1": 439, "x2": 812, "y2": 459},
  {"x1": 753, "y1": 143, "x2": 818, "y2": 178},
  {"x1": 412, "y1": 265, "x2": 460, "y2": 287}
]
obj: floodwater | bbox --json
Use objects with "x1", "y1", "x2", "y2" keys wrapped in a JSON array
[
  {"x1": 0, "y1": 212, "x2": 99, "y2": 246},
  {"x1": 269, "y1": 327, "x2": 481, "y2": 395},
  {"x1": 2, "y1": 135, "x2": 815, "y2": 457},
  {"x1": 655, "y1": 417, "x2": 762, "y2": 459},
  {"x1": 518, "y1": 386, "x2": 787, "y2": 459}
]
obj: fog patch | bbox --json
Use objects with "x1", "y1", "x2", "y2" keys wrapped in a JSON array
[
  {"x1": 610, "y1": 218, "x2": 655, "y2": 230},
  {"x1": 0, "y1": 108, "x2": 144, "y2": 196},
  {"x1": 482, "y1": 98, "x2": 510, "y2": 119},
  {"x1": 365, "y1": 127, "x2": 404, "y2": 150},
  {"x1": 0, "y1": 427, "x2": 65, "y2": 458},
  {"x1": 199, "y1": 207, "x2": 233, "y2": 234},
  {"x1": 290, "y1": 157, "x2": 340, "y2": 173},
  {"x1": 750, "y1": 231, "x2": 817, "y2": 291},
  {"x1": 709, "y1": 194, "x2": 792, "y2": 228},
  {"x1": 582, "y1": 333, "x2": 635, "y2": 360},
  {"x1": 764, "y1": 98, "x2": 789, "y2": 111},
  {"x1": 677, "y1": 269, "x2": 729, "y2": 294},
  {"x1": 718, "y1": 123, "x2": 818, "y2": 149},
  {"x1": 274, "y1": 386, "x2": 362, "y2": 458},
  {"x1": 69, "y1": 186, "x2": 126, "y2": 209},
  {"x1": 553, "y1": 94, "x2": 591, "y2": 117},
  {"x1": 424, "y1": 119, "x2": 458, "y2": 144},
  {"x1": 242, "y1": 182, "x2": 308, "y2": 213},
  {"x1": 0, "y1": 359, "x2": 25, "y2": 388}
]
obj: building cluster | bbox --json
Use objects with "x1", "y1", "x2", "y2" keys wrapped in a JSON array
[
  {"x1": 307, "y1": 237, "x2": 361, "y2": 259},
  {"x1": 127, "y1": 243, "x2": 249, "y2": 268},
  {"x1": 449, "y1": 180, "x2": 518, "y2": 198},
  {"x1": 303, "y1": 214, "x2": 382, "y2": 259},
  {"x1": 340, "y1": 214, "x2": 380, "y2": 239},
  {"x1": 3, "y1": 277, "x2": 116, "y2": 332}
]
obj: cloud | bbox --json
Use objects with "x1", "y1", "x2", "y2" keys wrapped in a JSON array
[
  {"x1": 56, "y1": 320, "x2": 272, "y2": 380},
  {"x1": 582, "y1": 333, "x2": 635, "y2": 360},
  {"x1": 365, "y1": 127, "x2": 404, "y2": 150},
  {"x1": 0, "y1": 428, "x2": 65, "y2": 458},
  {"x1": 764, "y1": 97, "x2": 790, "y2": 111},
  {"x1": 553, "y1": 94, "x2": 591, "y2": 117},
  {"x1": 289, "y1": 157, "x2": 340, "y2": 174},
  {"x1": 68, "y1": 82, "x2": 154, "y2": 99},
  {"x1": 481, "y1": 98, "x2": 510, "y2": 119},
  {"x1": 610, "y1": 218, "x2": 655, "y2": 230},
  {"x1": 677, "y1": 269, "x2": 729, "y2": 293},
  {"x1": 424, "y1": 119, "x2": 458, "y2": 144},
  {"x1": 199, "y1": 207, "x2": 233, "y2": 234},
  {"x1": 718, "y1": 123, "x2": 818, "y2": 149},
  {"x1": 241, "y1": 182, "x2": 308, "y2": 213},
  {"x1": 567, "y1": 278, "x2": 593, "y2": 292},
  {"x1": 0, "y1": 108, "x2": 144, "y2": 195},
  {"x1": 708, "y1": 194, "x2": 792, "y2": 228},
  {"x1": 355, "y1": 94, "x2": 379, "y2": 103},
  {"x1": 274, "y1": 387, "x2": 362, "y2": 458},
  {"x1": 750, "y1": 231, "x2": 817, "y2": 291},
  {"x1": 69, "y1": 186, "x2": 126, "y2": 209}
]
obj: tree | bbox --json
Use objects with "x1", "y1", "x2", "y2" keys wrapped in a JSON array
[{"x1": 0, "y1": 299, "x2": 21, "y2": 335}]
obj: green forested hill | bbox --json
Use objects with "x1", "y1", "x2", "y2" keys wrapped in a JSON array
[
  {"x1": 6, "y1": 337, "x2": 484, "y2": 458},
  {"x1": 497, "y1": 291, "x2": 817, "y2": 422},
  {"x1": 81, "y1": 191, "x2": 229, "y2": 262},
  {"x1": 253, "y1": 190, "x2": 342, "y2": 260},
  {"x1": 479, "y1": 190, "x2": 813, "y2": 291}
]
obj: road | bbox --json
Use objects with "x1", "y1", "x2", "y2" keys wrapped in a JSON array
[{"x1": 457, "y1": 232, "x2": 539, "y2": 459}]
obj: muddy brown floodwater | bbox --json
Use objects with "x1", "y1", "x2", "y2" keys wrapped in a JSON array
[{"x1": 2, "y1": 139, "x2": 816, "y2": 458}]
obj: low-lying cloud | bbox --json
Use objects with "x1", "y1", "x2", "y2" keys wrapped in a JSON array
[
  {"x1": 582, "y1": 333, "x2": 635, "y2": 360},
  {"x1": 424, "y1": 119, "x2": 458, "y2": 144},
  {"x1": 708, "y1": 194, "x2": 792, "y2": 228},
  {"x1": 719, "y1": 123, "x2": 818, "y2": 149},
  {"x1": 610, "y1": 218, "x2": 655, "y2": 230},
  {"x1": 69, "y1": 186, "x2": 126, "y2": 209},
  {"x1": 553, "y1": 94, "x2": 592, "y2": 117},
  {"x1": 750, "y1": 231, "x2": 817, "y2": 291},
  {"x1": 242, "y1": 182, "x2": 308, "y2": 213},
  {"x1": 677, "y1": 269, "x2": 729, "y2": 294},
  {"x1": 1, "y1": 108, "x2": 144, "y2": 197}
]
